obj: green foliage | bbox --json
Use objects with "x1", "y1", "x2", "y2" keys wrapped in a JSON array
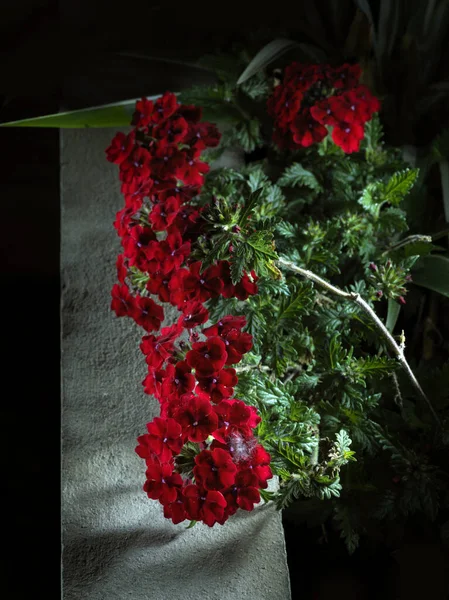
[
  {"x1": 184, "y1": 66, "x2": 449, "y2": 554},
  {"x1": 277, "y1": 163, "x2": 323, "y2": 194}
]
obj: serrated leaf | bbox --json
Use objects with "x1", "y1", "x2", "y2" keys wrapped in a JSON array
[
  {"x1": 353, "y1": 356, "x2": 398, "y2": 378},
  {"x1": 247, "y1": 168, "x2": 269, "y2": 193},
  {"x1": 236, "y1": 118, "x2": 262, "y2": 152},
  {"x1": 237, "y1": 39, "x2": 300, "y2": 85},
  {"x1": 238, "y1": 188, "x2": 265, "y2": 227},
  {"x1": 277, "y1": 163, "x2": 323, "y2": 193},
  {"x1": 246, "y1": 230, "x2": 278, "y2": 259},
  {"x1": 383, "y1": 169, "x2": 419, "y2": 206},
  {"x1": 278, "y1": 285, "x2": 312, "y2": 324},
  {"x1": 229, "y1": 242, "x2": 247, "y2": 285}
]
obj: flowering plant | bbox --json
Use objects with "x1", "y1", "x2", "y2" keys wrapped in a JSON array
[{"x1": 107, "y1": 57, "x2": 449, "y2": 548}]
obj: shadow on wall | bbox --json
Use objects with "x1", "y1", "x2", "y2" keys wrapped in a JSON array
[{"x1": 63, "y1": 503, "x2": 276, "y2": 594}]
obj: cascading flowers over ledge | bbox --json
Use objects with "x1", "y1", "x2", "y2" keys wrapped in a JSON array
[{"x1": 106, "y1": 59, "x2": 449, "y2": 547}]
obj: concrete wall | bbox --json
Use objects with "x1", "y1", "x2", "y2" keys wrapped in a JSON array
[{"x1": 61, "y1": 128, "x2": 291, "y2": 600}]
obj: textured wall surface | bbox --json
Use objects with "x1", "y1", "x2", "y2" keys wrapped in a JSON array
[{"x1": 61, "y1": 128, "x2": 291, "y2": 600}]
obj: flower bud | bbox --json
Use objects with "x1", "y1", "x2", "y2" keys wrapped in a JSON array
[
  {"x1": 232, "y1": 225, "x2": 241, "y2": 234},
  {"x1": 376, "y1": 290, "x2": 383, "y2": 298},
  {"x1": 369, "y1": 262, "x2": 378, "y2": 272},
  {"x1": 398, "y1": 296, "x2": 406, "y2": 305}
]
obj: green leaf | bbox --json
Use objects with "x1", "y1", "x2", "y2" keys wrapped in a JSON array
[
  {"x1": 353, "y1": 356, "x2": 398, "y2": 378},
  {"x1": 178, "y1": 85, "x2": 241, "y2": 124},
  {"x1": 277, "y1": 163, "x2": 323, "y2": 193},
  {"x1": 277, "y1": 285, "x2": 312, "y2": 325},
  {"x1": 386, "y1": 298, "x2": 401, "y2": 333},
  {"x1": 0, "y1": 98, "x2": 145, "y2": 128},
  {"x1": 411, "y1": 253, "x2": 449, "y2": 298},
  {"x1": 246, "y1": 230, "x2": 278, "y2": 260},
  {"x1": 230, "y1": 242, "x2": 247, "y2": 285},
  {"x1": 236, "y1": 39, "x2": 299, "y2": 85},
  {"x1": 383, "y1": 168, "x2": 419, "y2": 206},
  {"x1": 354, "y1": 0, "x2": 375, "y2": 30},
  {"x1": 238, "y1": 188, "x2": 265, "y2": 227},
  {"x1": 235, "y1": 118, "x2": 262, "y2": 153}
]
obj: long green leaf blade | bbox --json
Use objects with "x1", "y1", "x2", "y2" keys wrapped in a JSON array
[
  {"x1": 0, "y1": 95, "x2": 164, "y2": 128},
  {"x1": 386, "y1": 298, "x2": 401, "y2": 333},
  {"x1": 412, "y1": 254, "x2": 449, "y2": 298},
  {"x1": 237, "y1": 39, "x2": 299, "y2": 85}
]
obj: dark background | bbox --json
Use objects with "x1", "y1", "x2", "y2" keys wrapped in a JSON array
[{"x1": 1, "y1": 1, "x2": 448, "y2": 598}]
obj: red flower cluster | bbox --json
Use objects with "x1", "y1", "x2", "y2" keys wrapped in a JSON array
[
  {"x1": 107, "y1": 92, "x2": 271, "y2": 527},
  {"x1": 268, "y1": 62, "x2": 380, "y2": 153}
]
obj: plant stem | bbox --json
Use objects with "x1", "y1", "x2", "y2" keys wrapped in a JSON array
[{"x1": 277, "y1": 257, "x2": 441, "y2": 427}]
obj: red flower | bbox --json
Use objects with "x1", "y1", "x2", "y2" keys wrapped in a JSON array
[
  {"x1": 310, "y1": 96, "x2": 341, "y2": 127},
  {"x1": 267, "y1": 84, "x2": 303, "y2": 127},
  {"x1": 203, "y1": 315, "x2": 247, "y2": 338},
  {"x1": 163, "y1": 489, "x2": 188, "y2": 524},
  {"x1": 291, "y1": 109, "x2": 328, "y2": 147},
  {"x1": 351, "y1": 85, "x2": 381, "y2": 117},
  {"x1": 143, "y1": 462, "x2": 183, "y2": 505},
  {"x1": 155, "y1": 115, "x2": 189, "y2": 145},
  {"x1": 120, "y1": 178, "x2": 153, "y2": 207},
  {"x1": 240, "y1": 444, "x2": 272, "y2": 488},
  {"x1": 143, "y1": 240, "x2": 168, "y2": 275},
  {"x1": 122, "y1": 226, "x2": 156, "y2": 269},
  {"x1": 132, "y1": 96, "x2": 155, "y2": 128},
  {"x1": 106, "y1": 131, "x2": 135, "y2": 164},
  {"x1": 161, "y1": 228, "x2": 191, "y2": 274},
  {"x1": 182, "y1": 484, "x2": 227, "y2": 527},
  {"x1": 142, "y1": 366, "x2": 167, "y2": 398},
  {"x1": 161, "y1": 361, "x2": 195, "y2": 398},
  {"x1": 130, "y1": 295, "x2": 164, "y2": 332},
  {"x1": 177, "y1": 103, "x2": 203, "y2": 123},
  {"x1": 178, "y1": 300, "x2": 209, "y2": 329},
  {"x1": 173, "y1": 394, "x2": 218, "y2": 442},
  {"x1": 203, "y1": 316, "x2": 252, "y2": 365},
  {"x1": 113, "y1": 206, "x2": 135, "y2": 237},
  {"x1": 136, "y1": 417, "x2": 184, "y2": 463},
  {"x1": 332, "y1": 63, "x2": 362, "y2": 90},
  {"x1": 140, "y1": 322, "x2": 183, "y2": 368},
  {"x1": 186, "y1": 336, "x2": 228, "y2": 376},
  {"x1": 223, "y1": 470, "x2": 261, "y2": 512},
  {"x1": 116, "y1": 254, "x2": 128, "y2": 284},
  {"x1": 152, "y1": 91, "x2": 179, "y2": 124},
  {"x1": 111, "y1": 283, "x2": 135, "y2": 317},
  {"x1": 331, "y1": 122, "x2": 364, "y2": 153},
  {"x1": 172, "y1": 204, "x2": 201, "y2": 235},
  {"x1": 194, "y1": 448, "x2": 237, "y2": 491},
  {"x1": 187, "y1": 121, "x2": 221, "y2": 152},
  {"x1": 196, "y1": 368, "x2": 238, "y2": 404},
  {"x1": 146, "y1": 271, "x2": 174, "y2": 304},
  {"x1": 176, "y1": 154, "x2": 210, "y2": 187},
  {"x1": 120, "y1": 147, "x2": 152, "y2": 183},
  {"x1": 150, "y1": 145, "x2": 186, "y2": 180},
  {"x1": 190, "y1": 261, "x2": 224, "y2": 301},
  {"x1": 149, "y1": 196, "x2": 180, "y2": 231},
  {"x1": 223, "y1": 329, "x2": 253, "y2": 365},
  {"x1": 213, "y1": 399, "x2": 260, "y2": 443},
  {"x1": 233, "y1": 271, "x2": 259, "y2": 300}
]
